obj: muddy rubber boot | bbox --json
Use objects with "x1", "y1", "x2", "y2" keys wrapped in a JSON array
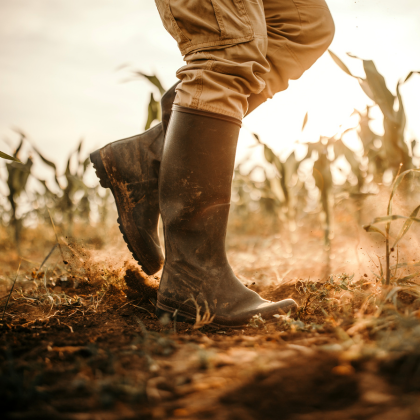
[
  {"x1": 90, "y1": 82, "x2": 178, "y2": 275},
  {"x1": 156, "y1": 106, "x2": 297, "y2": 328}
]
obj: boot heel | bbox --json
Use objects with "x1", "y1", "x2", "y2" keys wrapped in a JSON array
[
  {"x1": 90, "y1": 149, "x2": 111, "y2": 188},
  {"x1": 155, "y1": 308, "x2": 191, "y2": 323}
]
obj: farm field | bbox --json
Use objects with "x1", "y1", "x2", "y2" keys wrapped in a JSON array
[
  {"x1": 1, "y1": 54, "x2": 420, "y2": 419},
  {"x1": 1, "y1": 190, "x2": 420, "y2": 420}
]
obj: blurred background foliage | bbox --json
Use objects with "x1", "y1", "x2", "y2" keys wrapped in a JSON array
[{"x1": 0, "y1": 54, "x2": 419, "y2": 255}]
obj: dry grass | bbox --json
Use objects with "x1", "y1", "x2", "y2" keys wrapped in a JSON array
[{"x1": 1, "y1": 193, "x2": 420, "y2": 419}]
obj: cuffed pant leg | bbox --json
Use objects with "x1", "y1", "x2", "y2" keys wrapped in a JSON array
[
  {"x1": 155, "y1": 0, "x2": 334, "y2": 119},
  {"x1": 174, "y1": 34, "x2": 269, "y2": 120},
  {"x1": 246, "y1": 0, "x2": 335, "y2": 115},
  {"x1": 156, "y1": 0, "x2": 270, "y2": 119}
]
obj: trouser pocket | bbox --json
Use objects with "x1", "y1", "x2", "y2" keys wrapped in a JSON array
[{"x1": 155, "y1": 0, "x2": 254, "y2": 55}]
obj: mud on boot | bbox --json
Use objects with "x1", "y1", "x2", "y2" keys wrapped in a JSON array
[
  {"x1": 90, "y1": 82, "x2": 178, "y2": 275},
  {"x1": 157, "y1": 107, "x2": 297, "y2": 328}
]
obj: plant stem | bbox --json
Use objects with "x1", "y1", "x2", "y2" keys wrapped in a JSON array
[
  {"x1": 385, "y1": 164, "x2": 403, "y2": 285},
  {"x1": 385, "y1": 225, "x2": 390, "y2": 285},
  {"x1": 2, "y1": 260, "x2": 21, "y2": 322}
]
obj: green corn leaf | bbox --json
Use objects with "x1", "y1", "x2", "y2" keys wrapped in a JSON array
[
  {"x1": 396, "y1": 273, "x2": 420, "y2": 284},
  {"x1": 31, "y1": 144, "x2": 57, "y2": 173},
  {"x1": 302, "y1": 113, "x2": 308, "y2": 131},
  {"x1": 404, "y1": 71, "x2": 420, "y2": 83},
  {"x1": 390, "y1": 260, "x2": 420, "y2": 270},
  {"x1": 65, "y1": 153, "x2": 72, "y2": 177},
  {"x1": 334, "y1": 139, "x2": 360, "y2": 175},
  {"x1": 145, "y1": 92, "x2": 161, "y2": 130},
  {"x1": 277, "y1": 166, "x2": 289, "y2": 206},
  {"x1": 284, "y1": 151, "x2": 299, "y2": 187},
  {"x1": 15, "y1": 136, "x2": 24, "y2": 156},
  {"x1": 377, "y1": 255, "x2": 384, "y2": 281},
  {"x1": 134, "y1": 72, "x2": 166, "y2": 96},
  {"x1": 263, "y1": 144, "x2": 276, "y2": 164},
  {"x1": 0, "y1": 150, "x2": 22, "y2": 163},
  {"x1": 253, "y1": 132, "x2": 262, "y2": 144},
  {"x1": 328, "y1": 50, "x2": 356, "y2": 78},
  {"x1": 346, "y1": 53, "x2": 363, "y2": 60},
  {"x1": 313, "y1": 153, "x2": 332, "y2": 193},
  {"x1": 367, "y1": 215, "x2": 420, "y2": 226},
  {"x1": 82, "y1": 156, "x2": 90, "y2": 174},
  {"x1": 395, "y1": 81, "x2": 406, "y2": 128},
  {"x1": 76, "y1": 138, "x2": 83, "y2": 161},
  {"x1": 269, "y1": 177, "x2": 286, "y2": 203},
  {"x1": 363, "y1": 224, "x2": 387, "y2": 238},
  {"x1": 273, "y1": 155, "x2": 285, "y2": 177},
  {"x1": 257, "y1": 138, "x2": 289, "y2": 206},
  {"x1": 12, "y1": 127, "x2": 27, "y2": 139},
  {"x1": 358, "y1": 78, "x2": 375, "y2": 101},
  {"x1": 388, "y1": 169, "x2": 420, "y2": 215},
  {"x1": 392, "y1": 204, "x2": 420, "y2": 248},
  {"x1": 363, "y1": 60, "x2": 395, "y2": 121}
]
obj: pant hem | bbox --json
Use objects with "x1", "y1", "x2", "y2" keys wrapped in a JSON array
[{"x1": 172, "y1": 105, "x2": 242, "y2": 127}]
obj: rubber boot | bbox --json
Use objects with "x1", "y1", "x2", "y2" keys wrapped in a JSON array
[
  {"x1": 90, "y1": 82, "x2": 178, "y2": 275},
  {"x1": 156, "y1": 106, "x2": 297, "y2": 328}
]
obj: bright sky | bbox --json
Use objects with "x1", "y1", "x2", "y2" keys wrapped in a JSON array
[{"x1": 0, "y1": 0, "x2": 419, "y2": 180}]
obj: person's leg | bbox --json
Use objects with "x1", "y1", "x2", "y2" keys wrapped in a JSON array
[
  {"x1": 246, "y1": 0, "x2": 335, "y2": 115},
  {"x1": 90, "y1": 83, "x2": 178, "y2": 275},
  {"x1": 157, "y1": 106, "x2": 297, "y2": 326},
  {"x1": 155, "y1": 1, "x2": 298, "y2": 326}
]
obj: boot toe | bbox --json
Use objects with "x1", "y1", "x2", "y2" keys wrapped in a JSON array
[
  {"x1": 257, "y1": 298, "x2": 298, "y2": 320},
  {"x1": 215, "y1": 298, "x2": 298, "y2": 328}
]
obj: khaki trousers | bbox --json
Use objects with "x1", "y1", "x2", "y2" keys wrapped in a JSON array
[{"x1": 155, "y1": 0, "x2": 335, "y2": 120}]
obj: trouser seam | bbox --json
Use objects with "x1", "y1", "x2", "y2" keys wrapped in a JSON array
[{"x1": 191, "y1": 57, "x2": 215, "y2": 109}]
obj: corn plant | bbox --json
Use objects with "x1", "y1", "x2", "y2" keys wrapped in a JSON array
[
  {"x1": 121, "y1": 67, "x2": 166, "y2": 129},
  {"x1": 53, "y1": 139, "x2": 93, "y2": 233},
  {"x1": 3, "y1": 135, "x2": 33, "y2": 246},
  {"x1": 0, "y1": 72, "x2": 169, "y2": 242},
  {"x1": 0, "y1": 151, "x2": 21, "y2": 163},
  {"x1": 1, "y1": 56, "x2": 417, "y2": 262},
  {"x1": 0, "y1": 132, "x2": 98, "y2": 243},
  {"x1": 231, "y1": 55, "x2": 419, "y2": 255},
  {"x1": 329, "y1": 51, "x2": 418, "y2": 174},
  {"x1": 137, "y1": 73, "x2": 165, "y2": 129},
  {"x1": 240, "y1": 115, "x2": 362, "y2": 247},
  {"x1": 363, "y1": 168, "x2": 420, "y2": 285}
]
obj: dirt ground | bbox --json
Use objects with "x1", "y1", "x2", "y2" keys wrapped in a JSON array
[{"x1": 1, "y1": 203, "x2": 420, "y2": 419}]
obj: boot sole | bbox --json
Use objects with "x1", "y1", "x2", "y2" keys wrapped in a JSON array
[
  {"x1": 155, "y1": 300, "x2": 297, "y2": 329},
  {"x1": 90, "y1": 149, "x2": 162, "y2": 275}
]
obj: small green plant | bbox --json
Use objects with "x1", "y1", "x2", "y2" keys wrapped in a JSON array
[
  {"x1": 364, "y1": 168, "x2": 420, "y2": 285},
  {"x1": 247, "y1": 313, "x2": 268, "y2": 331},
  {"x1": 0, "y1": 150, "x2": 21, "y2": 163}
]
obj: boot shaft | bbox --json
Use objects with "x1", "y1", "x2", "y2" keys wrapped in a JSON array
[
  {"x1": 159, "y1": 107, "x2": 241, "y2": 265},
  {"x1": 157, "y1": 107, "x2": 298, "y2": 324}
]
